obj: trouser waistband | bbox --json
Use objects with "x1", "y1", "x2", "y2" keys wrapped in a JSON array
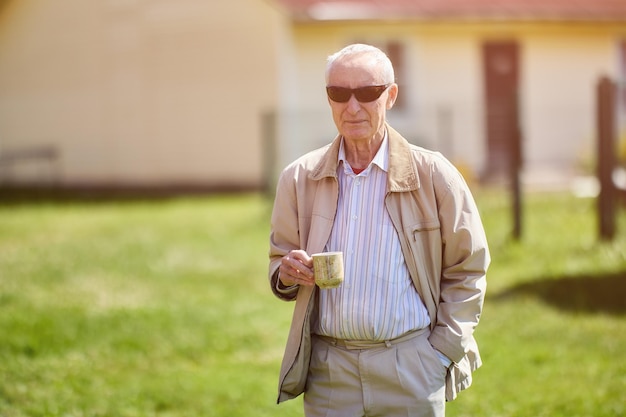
[{"x1": 314, "y1": 327, "x2": 428, "y2": 350}]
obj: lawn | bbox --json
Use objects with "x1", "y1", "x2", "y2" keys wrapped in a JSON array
[{"x1": 0, "y1": 190, "x2": 625, "y2": 416}]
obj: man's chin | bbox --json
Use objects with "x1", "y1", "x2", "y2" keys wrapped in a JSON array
[{"x1": 341, "y1": 126, "x2": 371, "y2": 141}]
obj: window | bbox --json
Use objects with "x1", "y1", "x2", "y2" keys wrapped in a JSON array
[
  {"x1": 352, "y1": 39, "x2": 408, "y2": 110},
  {"x1": 386, "y1": 41, "x2": 407, "y2": 110}
]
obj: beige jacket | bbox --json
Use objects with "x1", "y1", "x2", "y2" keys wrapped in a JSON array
[{"x1": 269, "y1": 125, "x2": 490, "y2": 403}]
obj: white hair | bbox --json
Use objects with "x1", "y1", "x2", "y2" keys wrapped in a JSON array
[{"x1": 325, "y1": 43, "x2": 395, "y2": 85}]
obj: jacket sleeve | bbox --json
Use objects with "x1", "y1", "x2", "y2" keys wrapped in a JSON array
[
  {"x1": 268, "y1": 166, "x2": 301, "y2": 301},
  {"x1": 428, "y1": 165, "x2": 490, "y2": 363}
]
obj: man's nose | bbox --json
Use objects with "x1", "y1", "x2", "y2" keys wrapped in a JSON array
[{"x1": 346, "y1": 94, "x2": 361, "y2": 112}]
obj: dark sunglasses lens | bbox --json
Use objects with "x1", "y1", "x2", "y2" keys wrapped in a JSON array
[
  {"x1": 326, "y1": 87, "x2": 352, "y2": 102},
  {"x1": 354, "y1": 86, "x2": 386, "y2": 102},
  {"x1": 327, "y1": 85, "x2": 389, "y2": 103}
]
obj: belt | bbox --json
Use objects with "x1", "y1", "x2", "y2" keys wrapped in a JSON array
[{"x1": 315, "y1": 327, "x2": 428, "y2": 350}]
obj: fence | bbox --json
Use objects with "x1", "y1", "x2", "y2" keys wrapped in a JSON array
[
  {"x1": 261, "y1": 103, "x2": 486, "y2": 195},
  {"x1": 0, "y1": 145, "x2": 61, "y2": 186},
  {"x1": 597, "y1": 76, "x2": 626, "y2": 240}
]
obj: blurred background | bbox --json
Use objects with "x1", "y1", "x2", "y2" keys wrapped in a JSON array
[
  {"x1": 1, "y1": 0, "x2": 625, "y2": 195},
  {"x1": 1, "y1": 1, "x2": 626, "y2": 416}
]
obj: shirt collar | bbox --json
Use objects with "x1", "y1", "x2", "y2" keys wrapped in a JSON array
[{"x1": 338, "y1": 130, "x2": 389, "y2": 174}]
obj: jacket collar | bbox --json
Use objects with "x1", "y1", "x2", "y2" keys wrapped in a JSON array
[{"x1": 309, "y1": 123, "x2": 420, "y2": 192}]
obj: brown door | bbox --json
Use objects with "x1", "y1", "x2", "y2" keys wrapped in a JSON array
[
  {"x1": 618, "y1": 39, "x2": 626, "y2": 110},
  {"x1": 482, "y1": 41, "x2": 520, "y2": 180}
]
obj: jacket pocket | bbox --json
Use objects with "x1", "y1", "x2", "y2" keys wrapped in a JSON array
[
  {"x1": 410, "y1": 220, "x2": 441, "y2": 237},
  {"x1": 407, "y1": 221, "x2": 442, "y2": 274}
]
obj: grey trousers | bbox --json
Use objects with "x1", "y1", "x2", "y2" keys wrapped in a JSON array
[{"x1": 304, "y1": 330, "x2": 447, "y2": 417}]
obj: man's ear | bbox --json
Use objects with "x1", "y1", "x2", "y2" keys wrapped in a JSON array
[{"x1": 386, "y1": 83, "x2": 399, "y2": 109}]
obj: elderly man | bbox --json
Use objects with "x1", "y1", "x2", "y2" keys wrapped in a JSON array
[{"x1": 268, "y1": 43, "x2": 490, "y2": 417}]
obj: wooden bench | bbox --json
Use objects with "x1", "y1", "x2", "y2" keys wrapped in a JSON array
[{"x1": 0, "y1": 146, "x2": 60, "y2": 184}]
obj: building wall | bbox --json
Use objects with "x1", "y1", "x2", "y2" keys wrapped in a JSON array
[
  {"x1": 522, "y1": 27, "x2": 620, "y2": 174},
  {"x1": 0, "y1": 0, "x2": 283, "y2": 189},
  {"x1": 2, "y1": 1, "x2": 623, "y2": 189},
  {"x1": 280, "y1": 20, "x2": 625, "y2": 182}
]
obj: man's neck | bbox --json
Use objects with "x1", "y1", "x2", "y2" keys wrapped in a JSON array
[{"x1": 343, "y1": 132, "x2": 385, "y2": 171}]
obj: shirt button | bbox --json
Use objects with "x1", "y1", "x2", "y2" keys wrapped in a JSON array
[{"x1": 352, "y1": 215, "x2": 358, "y2": 220}]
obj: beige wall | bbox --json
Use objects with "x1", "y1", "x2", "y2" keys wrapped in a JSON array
[
  {"x1": 522, "y1": 29, "x2": 620, "y2": 173},
  {"x1": 280, "y1": 21, "x2": 626, "y2": 181},
  {"x1": 3, "y1": 1, "x2": 623, "y2": 188},
  {"x1": 0, "y1": 0, "x2": 283, "y2": 188}
]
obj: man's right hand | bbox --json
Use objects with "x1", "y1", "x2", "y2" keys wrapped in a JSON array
[{"x1": 279, "y1": 250, "x2": 315, "y2": 286}]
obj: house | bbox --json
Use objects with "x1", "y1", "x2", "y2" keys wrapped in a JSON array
[
  {"x1": 0, "y1": 0, "x2": 625, "y2": 192},
  {"x1": 271, "y1": 0, "x2": 626, "y2": 187},
  {"x1": 0, "y1": 0, "x2": 285, "y2": 191}
]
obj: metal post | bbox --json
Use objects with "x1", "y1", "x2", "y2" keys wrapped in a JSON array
[
  {"x1": 261, "y1": 110, "x2": 277, "y2": 198},
  {"x1": 510, "y1": 92, "x2": 523, "y2": 240},
  {"x1": 597, "y1": 76, "x2": 616, "y2": 240}
]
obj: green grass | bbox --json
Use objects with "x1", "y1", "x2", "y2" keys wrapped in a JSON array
[{"x1": 0, "y1": 191, "x2": 625, "y2": 416}]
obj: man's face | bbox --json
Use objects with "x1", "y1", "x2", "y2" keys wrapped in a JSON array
[{"x1": 326, "y1": 55, "x2": 397, "y2": 143}]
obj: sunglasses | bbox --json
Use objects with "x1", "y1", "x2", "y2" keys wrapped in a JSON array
[{"x1": 326, "y1": 84, "x2": 391, "y2": 103}]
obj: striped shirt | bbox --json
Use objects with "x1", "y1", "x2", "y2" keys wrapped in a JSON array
[{"x1": 314, "y1": 133, "x2": 431, "y2": 341}]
